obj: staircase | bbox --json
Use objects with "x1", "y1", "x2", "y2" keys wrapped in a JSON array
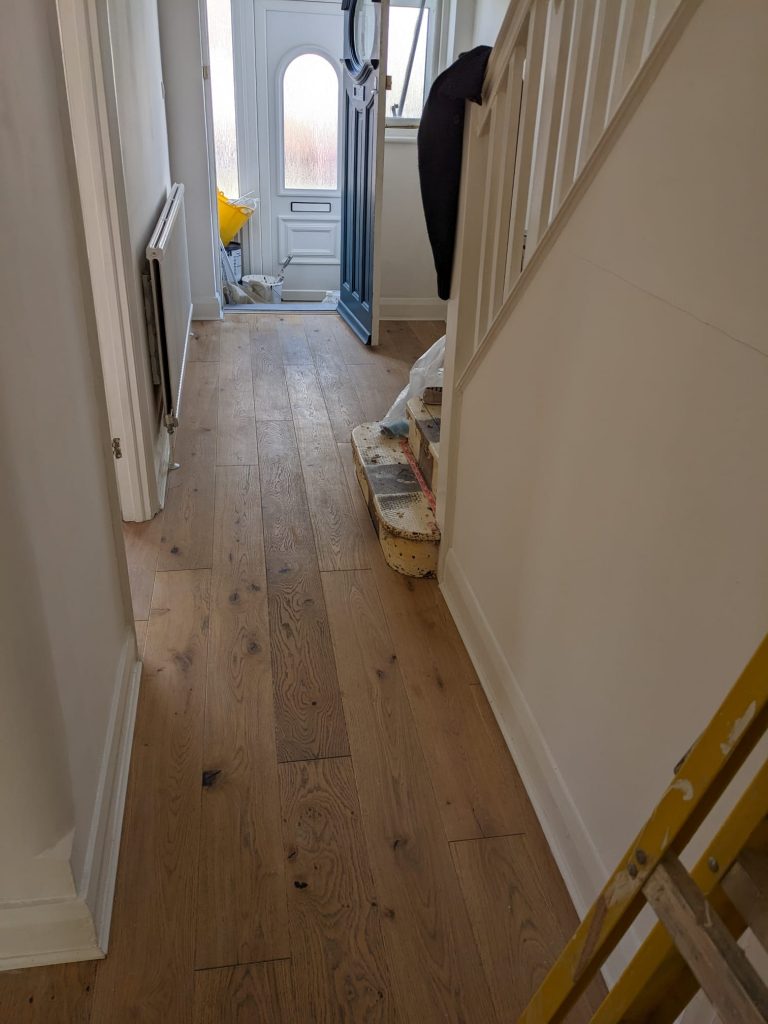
[{"x1": 351, "y1": 394, "x2": 442, "y2": 577}]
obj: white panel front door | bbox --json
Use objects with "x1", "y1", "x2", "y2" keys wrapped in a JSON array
[{"x1": 252, "y1": 0, "x2": 343, "y2": 299}]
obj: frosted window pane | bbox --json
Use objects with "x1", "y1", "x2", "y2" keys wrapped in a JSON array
[
  {"x1": 388, "y1": 7, "x2": 429, "y2": 119},
  {"x1": 283, "y1": 54, "x2": 339, "y2": 191},
  {"x1": 206, "y1": 0, "x2": 240, "y2": 199}
]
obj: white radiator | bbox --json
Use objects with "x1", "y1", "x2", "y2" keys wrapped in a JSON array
[{"x1": 146, "y1": 183, "x2": 192, "y2": 432}]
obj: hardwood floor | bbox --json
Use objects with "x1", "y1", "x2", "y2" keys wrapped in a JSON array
[{"x1": 0, "y1": 315, "x2": 604, "y2": 1023}]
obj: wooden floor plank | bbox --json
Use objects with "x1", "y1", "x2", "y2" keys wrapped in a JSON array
[
  {"x1": 189, "y1": 320, "x2": 221, "y2": 362},
  {"x1": 407, "y1": 320, "x2": 446, "y2": 351},
  {"x1": 276, "y1": 314, "x2": 313, "y2": 365},
  {"x1": 258, "y1": 420, "x2": 350, "y2": 761},
  {"x1": 378, "y1": 321, "x2": 428, "y2": 365},
  {"x1": 216, "y1": 358, "x2": 258, "y2": 466},
  {"x1": 157, "y1": 427, "x2": 216, "y2": 570},
  {"x1": 451, "y1": 835, "x2": 606, "y2": 1024},
  {"x1": 193, "y1": 960, "x2": 296, "y2": 1024},
  {"x1": 321, "y1": 569, "x2": 497, "y2": 1024},
  {"x1": 316, "y1": 361, "x2": 366, "y2": 442},
  {"x1": 338, "y1": 440, "x2": 534, "y2": 840},
  {"x1": 122, "y1": 518, "x2": 161, "y2": 620},
  {"x1": 195, "y1": 465, "x2": 289, "y2": 969},
  {"x1": 251, "y1": 322, "x2": 292, "y2": 421},
  {"x1": 218, "y1": 320, "x2": 251, "y2": 368},
  {"x1": 279, "y1": 757, "x2": 397, "y2": 1022},
  {"x1": 180, "y1": 361, "x2": 219, "y2": 431},
  {"x1": 0, "y1": 961, "x2": 96, "y2": 1024},
  {"x1": 304, "y1": 317, "x2": 367, "y2": 441},
  {"x1": 347, "y1": 363, "x2": 395, "y2": 423},
  {"x1": 303, "y1": 315, "x2": 347, "y2": 370},
  {"x1": 285, "y1": 365, "x2": 368, "y2": 571},
  {"x1": 329, "y1": 315, "x2": 371, "y2": 363},
  {"x1": 305, "y1": 318, "x2": 367, "y2": 437},
  {"x1": 156, "y1": 356, "x2": 218, "y2": 570},
  {"x1": 20, "y1": 313, "x2": 581, "y2": 1024},
  {"x1": 91, "y1": 569, "x2": 210, "y2": 1022}
]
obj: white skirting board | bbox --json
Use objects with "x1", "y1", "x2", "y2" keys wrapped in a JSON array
[
  {"x1": 81, "y1": 630, "x2": 142, "y2": 950},
  {"x1": 192, "y1": 294, "x2": 223, "y2": 320},
  {"x1": 0, "y1": 900, "x2": 101, "y2": 972},
  {"x1": 0, "y1": 631, "x2": 141, "y2": 971},
  {"x1": 439, "y1": 548, "x2": 639, "y2": 985},
  {"x1": 379, "y1": 297, "x2": 447, "y2": 321}
]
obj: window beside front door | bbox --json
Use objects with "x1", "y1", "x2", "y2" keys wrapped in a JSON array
[{"x1": 387, "y1": 0, "x2": 440, "y2": 123}]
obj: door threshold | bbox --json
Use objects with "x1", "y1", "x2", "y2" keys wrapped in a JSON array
[{"x1": 223, "y1": 302, "x2": 339, "y2": 314}]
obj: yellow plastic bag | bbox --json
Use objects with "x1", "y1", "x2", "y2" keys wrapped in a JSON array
[{"x1": 217, "y1": 190, "x2": 255, "y2": 246}]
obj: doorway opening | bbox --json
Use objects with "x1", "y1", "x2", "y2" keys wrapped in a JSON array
[
  {"x1": 208, "y1": 0, "x2": 344, "y2": 313},
  {"x1": 204, "y1": 0, "x2": 445, "y2": 331}
]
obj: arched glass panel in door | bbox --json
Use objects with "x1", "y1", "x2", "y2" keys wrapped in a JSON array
[{"x1": 282, "y1": 52, "x2": 339, "y2": 191}]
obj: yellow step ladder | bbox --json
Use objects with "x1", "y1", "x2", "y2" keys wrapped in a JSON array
[{"x1": 519, "y1": 636, "x2": 768, "y2": 1023}]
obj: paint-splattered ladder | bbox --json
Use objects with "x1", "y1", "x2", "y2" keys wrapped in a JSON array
[
  {"x1": 518, "y1": 634, "x2": 768, "y2": 1023},
  {"x1": 351, "y1": 396, "x2": 442, "y2": 578}
]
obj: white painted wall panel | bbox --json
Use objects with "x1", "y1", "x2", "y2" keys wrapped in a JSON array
[
  {"x1": 444, "y1": 0, "x2": 768, "y2": 941},
  {"x1": 380, "y1": 137, "x2": 445, "y2": 317},
  {"x1": 0, "y1": 0, "x2": 134, "y2": 924}
]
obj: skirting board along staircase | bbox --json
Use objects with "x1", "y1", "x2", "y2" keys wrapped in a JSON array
[{"x1": 351, "y1": 395, "x2": 442, "y2": 577}]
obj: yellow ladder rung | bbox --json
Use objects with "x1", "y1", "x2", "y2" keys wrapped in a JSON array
[{"x1": 517, "y1": 633, "x2": 768, "y2": 1024}]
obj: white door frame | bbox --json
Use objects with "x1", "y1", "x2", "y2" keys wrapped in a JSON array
[
  {"x1": 56, "y1": 0, "x2": 163, "y2": 522},
  {"x1": 198, "y1": 0, "x2": 226, "y2": 304}
]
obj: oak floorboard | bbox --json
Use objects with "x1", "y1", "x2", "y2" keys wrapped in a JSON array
[
  {"x1": 91, "y1": 569, "x2": 210, "y2": 1023},
  {"x1": 8, "y1": 314, "x2": 585, "y2": 1024},
  {"x1": 451, "y1": 835, "x2": 607, "y2": 1023},
  {"x1": 279, "y1": 757, "x2": 397, "y2": 1022},
  {"x1": 195, "y1": 465, "x2": 289, "y2": 969},
  {"x1": 180, "y1": 361, "x2": 219, "y2": 431},
  {"x1": 378, "y1": 321, "x2": 427, "y2": 365},
  {"x1": 321, "y1": 569, "x2": 497, "y2": 1024},
  {"x1": 122, "y1": 518, "x2": 161, "y2": 620},
  {"x1": 316, "y1": 362, "x2": 366, "y2": 442},
  {"x1": 193, "y1": 960, "x2": 296, "y2": 1024},
  {"x1": 407, "y1": 320, "x2": 447, "y2": 351},
  {"x1": 329, "y1": 315, "x2": 371, "y2": 363},
  {"x1": 0, "y1": 961, "x2": 96, "y2": 1024},
  {"x1": 276, "y1": 314, "x2": 313, "y2": 365},
  {"x1": 347, "y1": 364, "x2": 396, "y2": 422},
  {"x1": 258, "y1": 420, "x2": 349, "y2": 761},
  {"x1": 218, "y1": 319, "x2": 251, "y2": 367},
  {"x1": 304, "y1": 317, "x2": 366, "y2": 440},
  {"x1": 285, "y1": 365, "x2": 368, "y2": 571},
  {"x1": 338, "y1": 441, "x2": 534, "y2": 840},
  {"x1": 216, "y1": 358, "x2": 258, "y2": 466},
  {"x1": 157, "y1": 427, "x2": 216, "y2": 570},
  {"x1": 251, "y1": 322, "x2": 292, "y2": 421},
  {"x1": 303, "y1": 315, "x2": 347, "y2": 370},
  {"x1": 189, "y1": 320, "x2": 221, "y2": 362}
]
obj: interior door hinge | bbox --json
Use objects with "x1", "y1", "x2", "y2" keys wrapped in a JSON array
[
  {"x1": 112, "y1": 437, "x2": 123, "y2": 459},
  {"x1": 202, "y1": 64, "x2": 210, "y2": 80},
  {"x1": 385, "y1": 74, "x2": 393, "y2": 91}
]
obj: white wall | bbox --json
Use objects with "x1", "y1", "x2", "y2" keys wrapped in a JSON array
[
  {"x1": 472, "y1": 0, "x2": 508, "y2": 46},
  {"x1": 0, "y1": 0, "x2": 138, "y2": 968},
  {"x1": 380, "y1": 135, "x2": 445, "y2": 320},
  {"x1": 442, "y1": 0, "x2": 768, "y2": 936},
  {"x1": 158, "y1": 0, "x2": 221, "y2": 319}
]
